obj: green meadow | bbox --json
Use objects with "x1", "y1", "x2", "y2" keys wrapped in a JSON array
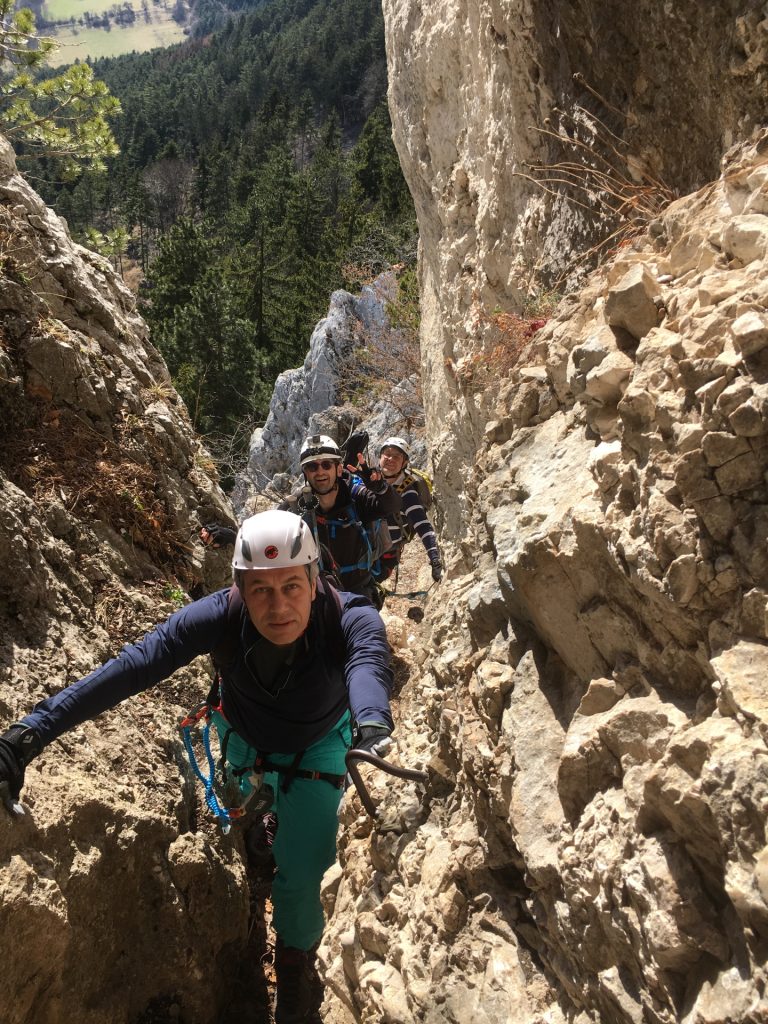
[
  {"x1": 38, "y1": 0, "x2": 188, "y2": 66},
  {"x1": 45, "y1": 0, "x2": 126, "y2": 18}
]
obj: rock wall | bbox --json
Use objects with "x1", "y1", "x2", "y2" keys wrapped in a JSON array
[
  {"x1": 234, "y1": 280, "x2": 394, "y2": 504},
  {"x1": 383, "y1": 0, "x2": 768, "y2": 539},
  {"x1": 318, "y1": 122, "x2": 768, "y2": 1024},
  {"x1": 0, "y1": 137, "x2": 247, "y2": 1024}
]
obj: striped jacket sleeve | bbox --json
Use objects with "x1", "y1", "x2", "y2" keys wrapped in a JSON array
[{"x1": 401, "y1": 485, "x2": 439, "y2": 561}]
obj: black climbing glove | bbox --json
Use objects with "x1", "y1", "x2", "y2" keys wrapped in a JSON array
[
  {"x1": 343, "y1": 429, "x2": 369, "y2": 467},
  {"x1": 353, "y1": 725, "x2": 392, "y2": 757},
  {"x1": 201, "y1": 523, "x2": 237, "y2": 548},
  {"x1": 430, "y1": 557, "x2": 443, "y2": 582},
  {"x1": 0, "y1": 725, "x2": 42, "y2": 809},
  {"x1": 352, "y1": 461, "x2": 384, "y2": 490}
]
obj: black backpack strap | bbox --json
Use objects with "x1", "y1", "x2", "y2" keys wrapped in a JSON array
[
  {"x1": 210, "y1": 584, "x2": 244, "y2": 697},
  {"x1": 316, "y1": 573, "x2": 346, "y2": 661}
]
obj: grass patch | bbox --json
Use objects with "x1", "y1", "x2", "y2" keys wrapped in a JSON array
[
  {"x1": 43, "y1": 0, "x2": 188, "y2": 66},
  {"x1": 44, "y1": 0, "x2": 137, "y2": 20},
  {"x1": 47, "y1": 19, "x2": 186, "y2": 65}
]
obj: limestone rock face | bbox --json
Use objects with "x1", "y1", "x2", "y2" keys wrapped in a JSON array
[
  {"x1": 383, "y1": 0, "x2": 768, "y2": 540},
  {"x1": 355, "y1": 20, "x2": 768, "y2": 1017},
  {"x1": 235, "y1": 281, "x2": 392, "y2": 500},
  {"x1": 320, "y1": 127, "x2": 768, "y2": 1022},
  {"x1": 0, "y1": 135, "x2": 244, "y2": 1023}
]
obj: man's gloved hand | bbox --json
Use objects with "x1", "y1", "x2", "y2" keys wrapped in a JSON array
[
  {"x1": 201, "y1": 523, "x2": 237, "y2": 548},
  {"x1": 348, "y1": 460, "x2": 384, "y2": 490},
  {"x1": 430, "y1": 557, "x2": 443, "y2": 582},
  {"x1": 353, "y1": 725, "x2": 393, "y2": 757},
  {"x1": 339, "y1": 724, "x2": 393, "y2": 820},
  {"x1": 0, "y1": 725, "x2": 42, "y2": 812}
]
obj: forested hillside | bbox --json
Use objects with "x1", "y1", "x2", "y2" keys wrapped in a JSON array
[{"x1": 36, "y1": 0, "x2": 416, "y2": 447}]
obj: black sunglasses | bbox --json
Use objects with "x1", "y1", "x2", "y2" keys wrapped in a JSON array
[{"x1": 304, "y1": 460, "x2": 337, "y2": 472}]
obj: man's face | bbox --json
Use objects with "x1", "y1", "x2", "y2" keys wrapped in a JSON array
[
  {"x1": 379, "y1": 446, "x2": 406, "y2": 476},
  {"x1": 303, "y1": 458, "x2": 342, "y2": 494},
  {"x1": 241, "y1": 566, "x2": 316, "y2": 646}
]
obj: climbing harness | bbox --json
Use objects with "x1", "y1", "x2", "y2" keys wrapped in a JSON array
[
  {"x1": 179, "y1": 700, "x2": 346, "y2": 833},
  {"x1": 180, "y1": 703, "x2": 428, "y2": 833},
  {"x1": 345, "y1": 748, "x2": 428, "y2": 821}
]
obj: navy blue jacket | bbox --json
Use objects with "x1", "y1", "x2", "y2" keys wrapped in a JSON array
[{"x1": 21, "y1": 585, "x2": 393, "y2": 754}]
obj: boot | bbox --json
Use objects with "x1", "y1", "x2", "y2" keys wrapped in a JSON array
[{"x1": 274, "y1": 938, "x2": 323, "y2": 1023}]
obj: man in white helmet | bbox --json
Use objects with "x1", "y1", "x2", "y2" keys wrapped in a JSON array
[
  {"x1": 0, "y1": 510, "x2": 394, "y2": 1024},
  {"x1": 377, "y1": 436, "x2": 443, "y2": 582},
  {"x1": 279, "y1": 433, "x2": 402, "y2": 608}
]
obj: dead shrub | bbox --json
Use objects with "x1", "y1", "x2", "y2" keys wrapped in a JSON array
[
  {"x1": 519, "y1": 74, "x2": 676, "y2": 284},
  {"x1": 0, "y1": 402, "x2": 194, "y2": 573},
  {"x1": 336, "y1": 263, "x2": 424, "y2": 430},
  {"x1": 451, "y1": 291, "x2": 559, "y2": 389}
]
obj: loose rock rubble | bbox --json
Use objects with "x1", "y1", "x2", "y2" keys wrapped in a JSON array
[{"x1": 320, "y1": 135, "x2": 768, "y2": 1024}]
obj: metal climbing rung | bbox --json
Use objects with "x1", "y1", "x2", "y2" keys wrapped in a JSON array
[{"x1": 345, "y1": 749, "x2": 428, "y2": 820}]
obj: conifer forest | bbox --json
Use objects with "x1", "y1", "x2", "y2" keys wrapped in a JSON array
[{"x1": 34, "y1": 0, "x2": 417, "y2": 446}]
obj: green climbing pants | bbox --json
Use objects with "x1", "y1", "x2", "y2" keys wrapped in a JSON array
[{"x1": 213, "y1": 709, "x2": 351, "y2": 951}]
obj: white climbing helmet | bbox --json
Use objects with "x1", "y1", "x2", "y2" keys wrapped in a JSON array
[
  {"x1": 379, "y1": 436, "x2": 411, "y2": 461},
  {"x1": 232, "y1": 510, "x2": 318, "y2": 572},
  {"x1": 299, "y1": 434, "x2": 342, "y2": 467}
]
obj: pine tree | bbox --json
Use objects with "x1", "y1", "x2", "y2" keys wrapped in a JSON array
[{"x1": 0, "y1": 0, "x2": 120, "y2": 177}]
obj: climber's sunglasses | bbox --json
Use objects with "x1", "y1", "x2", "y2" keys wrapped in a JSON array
[{"x1": 304, "y1": 459, "x2": 337, "y2": 472}]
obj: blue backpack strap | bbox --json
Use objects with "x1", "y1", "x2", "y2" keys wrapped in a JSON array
[{"x1": 317, "y1": 504, "x2": 373, "y2": 574}]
